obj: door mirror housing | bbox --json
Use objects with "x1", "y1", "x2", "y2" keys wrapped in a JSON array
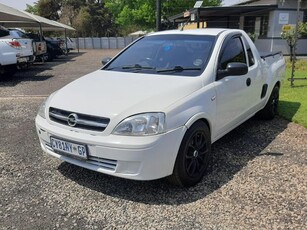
[
  {"x1": 101, "y1": 57, "x2": 112, "y2": 66},
  {"x1": 217, "y1": 62, "x2": 248, "y2": 80}
]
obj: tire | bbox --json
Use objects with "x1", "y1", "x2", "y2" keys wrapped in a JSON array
[
  {"x1": 168, "y1": 121, "x2": 211, "y2": 187},
  {"x1": 257, "y1": 85, "x2": 279, "y2": 120},
  {"x1": 46, "y1": 52, "x2": 53, "y2": 62}
]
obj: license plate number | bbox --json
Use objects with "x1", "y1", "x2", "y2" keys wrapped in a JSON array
[
  {"x1": 18, "y1": 57, "x2": 27, "y2": 63},
  {"x1": 50, "y1": 137, "x2": 87, "y2": 159}
]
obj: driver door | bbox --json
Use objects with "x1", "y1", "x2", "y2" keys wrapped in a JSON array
[{"x1": 213, "y1": 34, "x2": 253, "y2": 139}]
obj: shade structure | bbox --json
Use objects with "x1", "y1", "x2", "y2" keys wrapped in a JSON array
[
  {"x1": 0, "y1": 3, "x2": 35, "y2": 22},
  {"x1": 0, "y1": 3, "x2": 75, "y2": 31},
  {"x1": 128, "y1": 30, "x2": 147, "y2": 36}
]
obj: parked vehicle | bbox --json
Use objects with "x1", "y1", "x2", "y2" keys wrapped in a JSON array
[
  {"x1": 2, "y1": 28, "x2": 35, "y2": 68},
  {"x1": 56, "y1": 37, "x2": 75, "y2": 54},
  {"x1": 36, "y1": 28, "x2": 286, "y2": 187},
  {"x1": 26, "y1": 34, "x2": 64, "y2": 62},
  {"x1": 1, "y1": 26, "x2": 27, "y2": 76},
  {"x1": 18, "y1": 31, "x2": 47, "y2": 62},
  {"x1": 44, "y1": 37, "x2": 64, "y2": 61}
]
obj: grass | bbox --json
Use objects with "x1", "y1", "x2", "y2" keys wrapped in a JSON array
[{"x1": 278, "y1": 59, "x2": 307, "y2": 128}]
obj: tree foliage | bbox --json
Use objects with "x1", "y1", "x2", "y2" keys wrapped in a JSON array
[
  {"x1": 26, "y1": 0, "x2": 222, "y2": 36},
  {"x1": 74, "y1": 2, "x2": 116, "y2": 37},
  {"x1": 25, "y1": 4, "x2": 39, "y2": 15},
  {"x1": 26, "y1": 0, "x2": 116, "y2": 36},
  {"x1": 36, "y1": 0, "x2": 62, "y2": 21},
  {"x1": 281, "y1": 22, "x2": 307, "y2": 60},
  {"x1": 105, "y1": 0, "x2": 222, "y2": 34}
]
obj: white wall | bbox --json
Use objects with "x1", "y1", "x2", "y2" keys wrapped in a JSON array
[
  {"x1": 267, "y1": 10, "x2": 304, "y2": 38},
  {"x1": 71, "y1": 37, "x2": 136, "y2": 49},
  {"x1": 255, "y1": 38, "x2": 307, "y2": 55}
]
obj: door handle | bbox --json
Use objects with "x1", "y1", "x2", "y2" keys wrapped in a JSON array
[{"x1": 246, "y1": 78, "x2": 251, "y2": 87}]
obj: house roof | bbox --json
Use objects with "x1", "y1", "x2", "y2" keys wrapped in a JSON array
[{"x1": 169, "y1": 4, "x2": 278, "y2": 23}]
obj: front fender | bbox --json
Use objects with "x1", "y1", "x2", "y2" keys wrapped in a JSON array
[
  {"x1": 165, "y1": 84, "x2": 216, "y2": 141},
  {"x1": 185, "y1": 112, "x2": 212, "y2": 131}
]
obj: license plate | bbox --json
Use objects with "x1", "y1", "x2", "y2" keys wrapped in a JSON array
[
  {"x1": 50, "y1": 137, "x2": 87, "y2": 159},
  {"x1": 17, "y1": 57, "x2": 27, "y2": 63}
]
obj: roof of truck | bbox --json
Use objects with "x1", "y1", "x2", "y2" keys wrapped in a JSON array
[{"x1": 147, "y1": 28, "x2": 241, "y2": 37}]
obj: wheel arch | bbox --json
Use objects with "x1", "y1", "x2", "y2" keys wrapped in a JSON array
[
  {"x1": 275, "y1": 81, "x2": 281, "y2": 88},
  {"x1": 184, "y1": 113, "x2": 212, "y2": 136}
]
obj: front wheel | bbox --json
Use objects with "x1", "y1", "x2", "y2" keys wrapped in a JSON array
[
  {"x1": 168, "y1": 121, "x2": 211, "y2": 187},
  {"x1": 257, "y1": 85, "x2": 280, "y2": 120}
]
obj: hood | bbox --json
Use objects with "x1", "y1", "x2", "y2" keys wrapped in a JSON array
[{"x1": 49, "y1": 70, "x2": 202, "y2": 123}]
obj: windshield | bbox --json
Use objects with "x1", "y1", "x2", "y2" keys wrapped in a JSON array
[{"x1": 104, "y1": 34, "x2": 216, "y2": 77}]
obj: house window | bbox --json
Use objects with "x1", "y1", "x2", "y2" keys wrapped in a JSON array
[
  {"x1": 260, "y1": 15, "x2": 269, "y2": 36},
  {"x1": 244, "y1": 15, "x2": 269, "y2": 37},
  {"x1": 244, "y1": 16, "x2": 256, "y2": 34}
]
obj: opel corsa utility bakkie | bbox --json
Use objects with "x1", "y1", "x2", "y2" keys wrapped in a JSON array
[{"x1": 36, "y1": 29, "x2": 286, "y2": 187}]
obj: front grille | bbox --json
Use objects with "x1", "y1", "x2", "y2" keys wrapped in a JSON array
[
  {"x1": 49, "y1": 107, "x2": 110, "y2": 132},
  {"x1": 87, "y1": 156, "x2": 117, "y2": 171},
  {"x1": 45, "y1": 142, "x2": 117, "y2": 171}
]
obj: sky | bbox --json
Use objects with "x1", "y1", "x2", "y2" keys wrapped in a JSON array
[
  {"x1": 0, "y1": 0, "x2": 244, "y2": 10},
  {"x1": 0, "y1": 0, "x2": 36, "y2": 10},
  {"x1": 0, "y1": 0, "x2": 244, "y2": 11}
]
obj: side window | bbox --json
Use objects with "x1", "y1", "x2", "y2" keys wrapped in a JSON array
[
  {"x1": 220, "y1": 37, "x2": 246, "y2": 70},
  {"x1": 243, "y1": 37, "x2": 255, "y2": 66}
]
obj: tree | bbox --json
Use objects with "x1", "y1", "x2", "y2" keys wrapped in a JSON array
[
  {"x1": 58, "y1": 0, "x2": 86, "y2": 26},
  {"x1": 74, "y1": 2, "x2": 117, "y2": 37},
  {"x1": 36, "y1": 0, "x2": 62, "y2": 21},
  {"x1": 281, "y1": 22, "x2": 307, "y2": 61},
  {"x1": 25, "y1": 4, "x2": 39, "y2": 15},
  {"x1": 26, "y1": 0, "x2": 117, "y2": 37}
]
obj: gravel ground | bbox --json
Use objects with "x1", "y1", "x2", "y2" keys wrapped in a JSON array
[{"x1": 0, "y1": 50, "x2": 306, "y2": 229}]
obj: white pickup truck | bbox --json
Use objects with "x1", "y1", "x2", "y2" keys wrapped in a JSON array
[
  {"x1": 2, "y1": 29, "x2": 35, "y2": 69},
  {"x1": 0, "y1": 26, "x2": 26, "y2": 76},
  {"x1": 36, "y1": 29, "x2": 285, "y2": 187}
]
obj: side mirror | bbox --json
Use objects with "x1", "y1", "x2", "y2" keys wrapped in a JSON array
[
  {"x1": 101, "y1": 57, "x2": 112, "y2": 66},
  {"x1": 217, "y1": 62, "x2": 248, "y2": 79}
]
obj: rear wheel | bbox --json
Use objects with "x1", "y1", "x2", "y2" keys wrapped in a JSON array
[
  {"x1": 168, "y1": 121, "x2": 211, "y2": 187},
  {"x1": 46, "y1": 52, "x2": 53, "y2": 61},
  {"x1": 257, "y1": 85, "x2": 279, "y2": 120}
]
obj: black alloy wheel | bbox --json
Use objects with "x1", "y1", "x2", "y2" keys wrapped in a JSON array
[
  {"x1": 271, "y1": 86, "x2": 279, "y2": 115},
  {"x1": 257, "y1": 85, "x2": 280, "y2": 120},
  {"x1": 185, "y1": 130, "x2": 208, "y2": 178},
  {"x1": 168, "y1": 121, "x2": 211, "y2": 187}
]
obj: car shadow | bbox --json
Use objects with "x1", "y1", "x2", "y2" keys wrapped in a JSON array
[
  {"x1": 58, "y1": 116, "x2": 290, "y2": 205},
  {"x1": 0, "y1": 73, "x2": 54, "y2": 87},
  {"x1": 278, "y1": 101, "x2": 301, "y2": 121},
  {"x1": 0, "y1": 52, "x2": 85, "y2": 86}
]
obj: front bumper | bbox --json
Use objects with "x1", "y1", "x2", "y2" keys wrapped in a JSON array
[{"x1": 35, "y1": 115, "x2": 186, "y2": 180}]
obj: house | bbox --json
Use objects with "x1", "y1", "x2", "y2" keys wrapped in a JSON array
[{"x1": 168, "y1": 0, "x2": 307, "y2": 55}]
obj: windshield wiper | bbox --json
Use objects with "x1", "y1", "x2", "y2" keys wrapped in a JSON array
[
  {"x1": 122, "y1": 64, "x2": 154, "y2": 70},
  {"x1": 157, "y1": 66, "x2": 201, "y2": 73}
]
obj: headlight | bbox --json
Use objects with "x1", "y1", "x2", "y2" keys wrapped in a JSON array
[
  {"x1": 37, "y1": 98, "x2": 48, "y2": 119},
  {"x1": 113, "y1": 113, "x2": 165, "y2": 136}
]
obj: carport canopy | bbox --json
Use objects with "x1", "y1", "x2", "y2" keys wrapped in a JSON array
[{"x1": 0, "y1": 3, "x2": 75, "y2": 31}]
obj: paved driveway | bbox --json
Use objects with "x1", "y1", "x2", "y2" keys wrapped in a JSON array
[{"x1": 1, "y1": 50, "x2": 306, "y2": 229}]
